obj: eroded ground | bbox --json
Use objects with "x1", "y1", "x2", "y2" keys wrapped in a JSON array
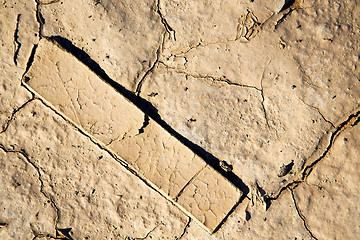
[{"x1": 1, "y1": 0, "x2": 359, "y2": 239}]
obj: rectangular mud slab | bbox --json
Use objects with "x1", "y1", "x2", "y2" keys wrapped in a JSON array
[{"x1": 24, "y1": 39, "x2": 242, "y2": 232}]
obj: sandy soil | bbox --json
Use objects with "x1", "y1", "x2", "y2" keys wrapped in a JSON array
[{"x1": 1, "y1": 0, "x2": 359, "y2": 239}]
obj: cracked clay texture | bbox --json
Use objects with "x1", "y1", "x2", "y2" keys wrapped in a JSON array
[{"x1": 1, "y1": 0, "x2": 360, "y2": 239}]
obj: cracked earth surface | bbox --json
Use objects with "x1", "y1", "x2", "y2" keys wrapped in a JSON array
[{"x1": 1, "y1": 0, "x2": 360, "y2": 239}]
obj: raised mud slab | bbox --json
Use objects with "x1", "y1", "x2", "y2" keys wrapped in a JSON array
[{"x1": 24, "y1": 39, "x2": 242, "y2": 232}]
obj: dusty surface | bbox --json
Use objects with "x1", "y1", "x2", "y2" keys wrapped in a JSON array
[{"x1": 1, "y1": 0, "x2": 359, "y2": 239}]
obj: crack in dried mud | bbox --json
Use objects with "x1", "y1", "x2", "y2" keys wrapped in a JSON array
[
  {"x1": 275, "y1": 0, "x2": 307, "y2": 29},
  {"x1": 213, "y1": 77, "x2": 261, "y2": 91},
  {"x1": 22, "y1": 0, "x2": 45, "y2": 78},
  {"x1": 212, "y1": 193, "x2": 247, "y2": 234},
  {"x1": 135, "y1": 33, "x2": 165, "y2": 96},
  {"x1": 13, "y1": 14, "x2": 22, "y2": 65},
  {"x1": 35, "y1": 0, "x2": 45, "y2": 38},
  {"x1": 302, "y1": 111, "x2": 360, "y2": 178},
  {"x1": 105, "y1": 132, "x2": 128, "y2": 146},
  {"x1": 138, "y1": 114, "x2": 150, "y2": 135},
  {"x1": 167, "y1": 39, "x2": 242, "y2": 59},
  {"x1": 270, "y1": 110, "x2": 360, "y2": 200},
  {"x1": 126, "y1": 221, "x2": 165, "y2": 240},
  {"x1": 1, "y1": 96, "x2": 35, "y2": 134},
  {"x1": 0, "y1": 144, "x2": 63, "y2": 239},
  {"x1": 259, "y1": 65, "x2": 271, "y2": 129},
  {"x1": 300, "y1": 99, "x2": 335, "y2": 128},
  {"x1": 175, "y1": 217, "x2": 191, "y2": 240},
  {"x1": 2, "y1": 0, "x2": 358, "y2": 237},
  {"x1": 156, "y1": 0, "x2": 176, "y2": 41},
  {"x1": 157, "y1": 60, "x2": 279, "y2": 142},
  {"x1": 174, "y1": 164, "x2": 206, "y2": 202},
  {"x1": 158, "y1": 61, "x2": 260, "y2": 91},
  {"x1": 166, "y1": 9, "x2": 280, "y2": 58},
  {"x1": 165, "y1": 2, "x2": 303, "y2": 58},
  {"x1": 290, "y1": 189, "x2": 318, "y2": 240},
  {"x1": 24, "y1": 44, "x2": 39, "y2": 78}
]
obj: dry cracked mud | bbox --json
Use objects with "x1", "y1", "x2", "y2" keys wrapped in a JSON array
[{"x1": 1, "y1": 0, "x2": 359, "y2": 239}]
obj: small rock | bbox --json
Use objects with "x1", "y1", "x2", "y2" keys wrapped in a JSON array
[{"x1": 219, "y1": 160, "x2": 233, "y2": 172}]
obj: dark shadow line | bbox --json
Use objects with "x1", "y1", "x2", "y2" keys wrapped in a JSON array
[
  {"x1": 279, "y1": 0, "x2": 295, "y2": 12},
  {"x1": 13, "y1": 14, "x2": 22, "y2": 65},
  {"x1": 46, "y1": 35, "x2": 249, "y2": 196}
]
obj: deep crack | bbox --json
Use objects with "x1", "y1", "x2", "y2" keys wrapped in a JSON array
[
  {"x1": 156, "y1": 0, "x2": 176, "y2": 40},
  {"x1": 23, "y1": 44, "x2": 39, "y2": 78},
  {"x1": 13, "y1": 14, "x2": 22, "y2": 65},
  {"x1": 35, "y1": 0, "x2": 45, "y2": 38},
  {"x1": 138, "y1": 114, "x2": 150, "y2": 135},
  {"x1": 270, "y1": 110, "x2": 360, "y2": 200},
  {"x1": 302, "y1": 111, "x2": 360, "y2": 179}
]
